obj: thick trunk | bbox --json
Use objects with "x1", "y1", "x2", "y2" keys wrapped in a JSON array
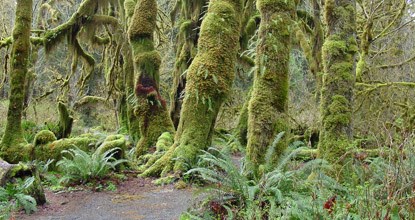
[
  {"x1": 169, "y1": 0, "x2": 207, "y2": 128},
  {"x1": 246, "y1": 0, "x2": 295, "y2": 171},
  {"x1": 318, "y1": 0, "x2": 357, "y2": 165},
  {"x1": 0, "y1": 0, "x2": 33, "y2": 163},
  {"x1": 128, "y1": 0, "x2": 174, "y2": 156},
  {"x1": 141, "y1": 0, "x2": 243, "y2": 177}
]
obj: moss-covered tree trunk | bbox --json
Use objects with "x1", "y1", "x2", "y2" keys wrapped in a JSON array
[
  {"x1": 0, "y1": 0, "x2": 33, "y2": 163},
  {"x1": 142, "y1": 0, "x2": 243, "y2": 177},
  {"x1": 169, "y1": 0, "x2": 207, "y2": 128},
  {"x1": 129, "y1": 0, "x2": 174, "y2": 156},
  {"x1": 245, "y1": 0, "x2": 296, "y2": 172},
  {"x1": 318, "y1": 0, "x2": 357, "y2": 165},
  {"x1": 56, "y1": 101, "x2": 74, "y2": 139}
]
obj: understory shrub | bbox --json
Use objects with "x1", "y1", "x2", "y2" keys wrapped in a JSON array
[
  {"x1": 182, "y1": 133, "x2": 415, "y2": 219},
  {"x1": 56, "y1": 147, "x2": 127, "y2": 184},
  {"x1": 0, "y1": 177, "x2": 37, "y2": 219}
]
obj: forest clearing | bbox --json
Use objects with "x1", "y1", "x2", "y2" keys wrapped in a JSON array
[{"x1": 1, "y1": 0, "x2": 415, "y2": 219}]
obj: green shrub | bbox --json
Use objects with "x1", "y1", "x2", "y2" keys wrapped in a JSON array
[
  {"x1": 56, "y1": 147, "x2": 127, "y2": 184},
  {"x1": 0, "y1": 177, "x2": 37, "y2": 219},
  {"x1": 185, "y1": 146, "x2": 340, "y2": 219}
]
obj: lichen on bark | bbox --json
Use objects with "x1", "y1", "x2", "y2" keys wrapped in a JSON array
[
  {"x1": 318, "y1": 0, "x2": 357, "y2": 165},
  {"x1": 246, "y1": 0, "x2": 296, "y2": 172},
  {"x1": 128, "y1": 0, "x2": 174, "y2": 157}
]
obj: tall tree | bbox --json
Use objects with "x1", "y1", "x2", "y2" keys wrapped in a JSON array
[
  {"x1": 142, "y1": 0, "x2": 243, "y2": 176},
  {"x1": 129, "y1": 0, "x2": 175, "y2": 156},
  {"x1": 0, "y1": 0, "x2": 33, "y2": 163},
  {"x1": 318, "y1": 0, "x2": 357, "y2": 165},
  {"x1": 246, "y1": 0, "x2": 296, "y2": 173},
  {"x1": 169, "y1": 0, "x2": 208, "y2": 128}
]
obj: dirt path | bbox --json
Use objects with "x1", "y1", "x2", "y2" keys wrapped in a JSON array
[{"x1": 17, "y1": 177, "x2": 195, "y2": 220}]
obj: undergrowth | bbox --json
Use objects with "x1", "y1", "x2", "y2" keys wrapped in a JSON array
[{"x1": 181, "y1": 132, "x2": 415, "y2": 219}]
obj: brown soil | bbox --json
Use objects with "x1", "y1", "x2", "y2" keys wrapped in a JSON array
[{"x1": 15, "y1": 176, "x2": 195, "y2": 220}]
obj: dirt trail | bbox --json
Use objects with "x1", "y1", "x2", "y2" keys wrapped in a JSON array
[{"x1": 17, "y1": 177, "x2": 195, "y2": 220}]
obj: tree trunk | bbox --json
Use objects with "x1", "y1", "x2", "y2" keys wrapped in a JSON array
[
  {"x1": 141, "y1": 0, "x2": 243, "y2": 177},
  {"x1": 56, "y1": 101, "x2": 73, "y2": 139},
  {"x1": 318, "y1": 0, "x2": 357, "y2": 165},
  {"x1": 246, "y1": 0, "x2": 296, "y2": 172},
  {"x1": 169, "y1": 0, "x2": 207, "y2": 128},
  {"x1": 0, "y1": 0, "x2": 33, "y2": 163},
  {"x1": 128, "y1": 0, "x2": 174, "y2": 156}
]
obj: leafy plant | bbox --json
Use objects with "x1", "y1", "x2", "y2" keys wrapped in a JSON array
[
  {"x1": 56, "y1": 147, "x2": 127, "y2": 184},
  {"x1": 185, "y1": 145, "x2": 340, "y2": 219},
  {"x1": 0, "y1": 177, "x2": 37, "y2": 219}
]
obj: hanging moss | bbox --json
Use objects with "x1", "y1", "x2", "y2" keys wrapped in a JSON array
[
  {"x1": 246, "y1": 0, "x2": 296, "y2": 172},
  {"x1": 141, "y1": 0, "x2": 243, "y2": 177},
  {"x1": 318, "y1": 0, "x2": 357, "y2": 166},
  {"x1": 0, "y1": 0, "x2": 33, "y2": 163},
  {"x1": 128, "y1": 0, "x2": 175, "y2": 156}
]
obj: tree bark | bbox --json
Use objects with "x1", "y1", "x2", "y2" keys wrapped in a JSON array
[
  {"x1": 141, "y1": 0, "x2": 243, "y2": 177},
  {"x1": 0, "y1": 0, "x2": 33, "y2": 163},
  {"x1": 246, "y1": 0, "x2": 296, "y2": 172},
  {"x1": 318, "y1": 0, "x2": 357, "y2": 165},
  {"x1": 128, "y1": 0, "x2": 175, "y2": 156}
]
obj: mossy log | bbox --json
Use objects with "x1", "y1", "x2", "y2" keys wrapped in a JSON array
[
  {"x1": 246, "y1": 0, "x2": 296, "y2": 171},
  {"x1": 0, "y1": 159, "x2": 46, "y2": 205},
  {"x1": 95, "y1": 134, "x2": 127, "y2": 160},
  {"x1": 318, "y1": 0, "x2": 358, "y2": 165},
  {"x1": 0, "y1": 0, "x2": 33, "y2": 163},
  {"x1": 33, "y1": 131, "x2": 97, "y2": 169},
  {"x1": 141, "y1": 0, "x2": 243, "y2": 177},
  {"x1": 128, "y1": 0, "x2": 175, "y2": 156},
  {"x1": 32, "y1": 131, "x2": 128, "y2": 170}
]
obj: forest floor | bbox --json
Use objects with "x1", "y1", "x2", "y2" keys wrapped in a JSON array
[{"x1": 15, "y1": 176, "x2": 195, "y2": 220}]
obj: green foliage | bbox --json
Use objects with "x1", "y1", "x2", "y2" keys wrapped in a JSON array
[
  {"x1": 0, "y1": 177, "x2": 37, "y2": 219},
  {"x1": 56, "y1": 147, "x2": 127, "y2": 184},
  {"x1": 185, "y1": 146, "x2": 340, "y2": 219}
]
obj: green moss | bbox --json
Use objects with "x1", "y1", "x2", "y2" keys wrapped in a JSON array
[
  {"x1": 140, "y1": 0, "x2": 243, "y2": 177},
  {"x1": 128, "y1": 0, "x2": 157, "y2": 40},
  {"x1": 33, "y1": 130, "x2": 57, "y2": 146},
  {"x1": 169, "y1": 0, "x2": 208, "y2": 128},
  {"x1": 34, "y1": 136, "x2": 97, "y2": 169},
  {"x1": 318, "y1": 0, "x2": 357, "y2": 166},
  {"x1": 0, "y1": 0, "x2": 33, "y2": 163},
  {"x1": 56, "y1": 102, "x2": 73, "y2": 139},
  {"x1": 124, "y1": 0, "x2": 137, "y2": 19},
  {"x1": 156, "y1": 132, "x2": 174, "y2": 151},
  {"x1": 129, "y1": 0, "x2": 175, "y2": 156},
  {"x1": 246, "y1": 0, "x2": 295, "y2": 171}
]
